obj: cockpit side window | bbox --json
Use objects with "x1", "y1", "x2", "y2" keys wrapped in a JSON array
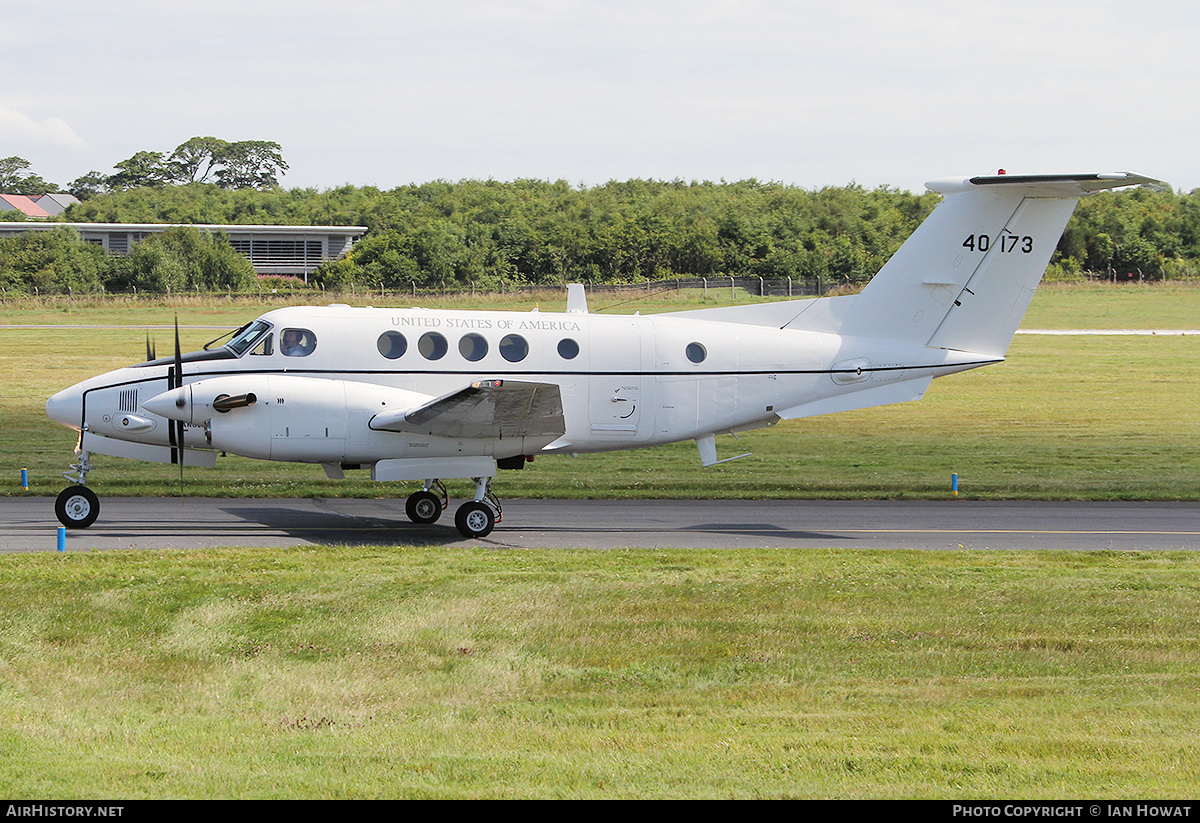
[
  {"x1": 226, "y1": 320, "x2": 272, "y2": 356},
  {"x1": 250, "y1": 333, "x2": 273, "y2": 356},
  {"x1": 281, "y1": 328, "x2": 317, "y2": 357}
]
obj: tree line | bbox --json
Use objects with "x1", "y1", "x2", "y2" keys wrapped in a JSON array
[
  {"x1": 2, "y1": 141, "x2": 1198, "y2": 295},
  {"x1": 1, "y1": 137, "x2": 286, "y2": 200}
]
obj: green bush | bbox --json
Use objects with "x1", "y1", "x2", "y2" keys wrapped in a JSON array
[{"x1": 0, "y1": 227, "x2": 110, "y2": 295}]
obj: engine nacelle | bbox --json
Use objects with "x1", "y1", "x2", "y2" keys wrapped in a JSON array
[
  {"x1": 145, "y1": 375, "x2": 432, "y2": 462},
  {"x1": 143, "y1": 374, "x2": 540, "y2": 464}
]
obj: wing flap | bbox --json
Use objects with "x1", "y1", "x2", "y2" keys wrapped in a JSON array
[{"x1": 370, "y1": 379, "x2": 565, "y2": 440}]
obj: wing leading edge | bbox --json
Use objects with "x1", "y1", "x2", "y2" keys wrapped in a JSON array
[{"x1": 370, "y1": 379, "x2": 565, "y2": 440}]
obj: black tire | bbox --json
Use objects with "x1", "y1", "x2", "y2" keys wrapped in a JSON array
[
  {"x1": 55, "y1": 486, "x2": 99, "y2": 529},
  {"x1": 454, "y1": 501, "x2": 495, "y2": 538},
  {"x1": 405, "y1": 490, "x2": 443, "y2": 524}
]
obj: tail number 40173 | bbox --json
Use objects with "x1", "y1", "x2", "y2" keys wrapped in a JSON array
[{"x1": 963, "y1": 234, "x2": 1033, "y2": 253}]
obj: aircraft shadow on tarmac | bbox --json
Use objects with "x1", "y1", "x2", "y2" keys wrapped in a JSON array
[
  {"x1": 219, "y1": 505, "x2": 460, "y2": 547},
  {"x1": 217, "y1": 505, "x2": 850, "y2": 547}
]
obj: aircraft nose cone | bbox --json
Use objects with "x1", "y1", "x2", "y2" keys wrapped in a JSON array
[{"x1": 46, "y1": 386, "x2": 84, "y2": 429}]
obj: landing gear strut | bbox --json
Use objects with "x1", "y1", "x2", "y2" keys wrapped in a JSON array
[
  {"x1": 403, "y1": 476, "x2": 502, "y2": 538},
  {"x1": 56, "y1": 450, "x2": 99, "y2": 529},
  {"x1": 455, "y1": 476, "x2": 502, "y2": 538}
]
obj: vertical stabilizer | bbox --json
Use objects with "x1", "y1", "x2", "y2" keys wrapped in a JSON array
[{"x1": 828, "y1": 173, "x2": 1163, "y2": 357}]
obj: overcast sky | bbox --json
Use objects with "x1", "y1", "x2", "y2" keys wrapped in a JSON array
[{"x1": 4, "y1": 1, "x2": 1197, "y2": 195}]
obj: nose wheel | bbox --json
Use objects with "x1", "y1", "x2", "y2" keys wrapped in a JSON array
[
  {"x1": 55, "y1": 449, "x2": 99, "y2": 528},
  {"x1": 55, "y1": 486, "x2": 99, "y2": 529}
]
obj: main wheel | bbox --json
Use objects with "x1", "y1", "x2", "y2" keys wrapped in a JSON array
[
  {"x1": 55, "y1": 486, "x2": 99, "y2": 529},
  {"x1": 454, "y1": 501, "x2": 495, "y2": 538},
  {"x1": 405, "y1": 490, "x2": 443, "y2": 524}
]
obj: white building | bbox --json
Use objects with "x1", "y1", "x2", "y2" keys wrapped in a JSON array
[{"x1": 0, "y1": 221, "x2": 366, "y2": 278}]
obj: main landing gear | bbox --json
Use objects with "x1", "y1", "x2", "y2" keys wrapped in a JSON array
[
  {"x1": 404, "y1": 476, "x2": 502, "y2": 538},
  {"x1": 53, "y1": 450, "x2": 503, "y2": 539},
  {"x1": 55, "y1": 451, "x2": 99, "y2": 529}
]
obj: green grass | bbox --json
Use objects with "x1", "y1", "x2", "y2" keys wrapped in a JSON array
[
  {"x1": 1, "y1": 546, "x2": 1198, "y2": 798},
  {"x1": 1021, "y1": 281, "x2": 1200, "y2": 329}
]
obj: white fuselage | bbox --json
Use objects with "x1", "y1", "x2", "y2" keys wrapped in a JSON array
[{"x1": 46, "y1": 302, "x2": 989, "y2": 469}]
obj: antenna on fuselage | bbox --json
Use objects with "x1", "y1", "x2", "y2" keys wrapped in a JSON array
[{"x1": 566, "y1": 283, "x2": 589, "y2": 314}]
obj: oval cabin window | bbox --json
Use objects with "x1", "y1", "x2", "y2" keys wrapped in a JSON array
[
  {"x1": 499, "y1": 334, "x2": 529, "y2": 362},
  {"x1": 459, "y1": 333, "x2": 488, "y2": 362},
  {"x1": 377, "y1": 331, "x2": 407, "y2": 359},
  {"x1": 419, "y1": 332, "x2": 448, "y2": 360},
  {"x1": 557, "y1": 338, "x2": 580, "y2": 359},
  {"x1": 280, "y1": 328, "x2": 317, "y2": 357}
]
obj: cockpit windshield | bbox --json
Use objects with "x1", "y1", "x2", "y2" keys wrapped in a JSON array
[{"x1": 224, "y1": 320, "x2": 273, "y2": 357}]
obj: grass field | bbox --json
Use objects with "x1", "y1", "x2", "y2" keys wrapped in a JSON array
[
  {"x1": 2, "y1": 546, "x2": 1198, "y2": 798},
  {"x1": 1, "y1": 283, "x2": 1198, "y2": 799}
]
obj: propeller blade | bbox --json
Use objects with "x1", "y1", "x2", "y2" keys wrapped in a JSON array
[
  {"x1": 174, "y1": 316, "x2": 182, "y2": 379},
  {"x1": 173, "y1": 316, "x2": 185, "y2": 498},
  {"x1": 145, "y1": 332, "x2": 156, "y2": 362}
]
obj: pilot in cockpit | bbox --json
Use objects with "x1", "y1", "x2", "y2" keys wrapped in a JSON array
[{"x1": 281, "y1": 328, "x2": 316, "y2": 357}]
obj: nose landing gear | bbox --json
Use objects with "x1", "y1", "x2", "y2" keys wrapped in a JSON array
[{"x1": 55, "y1": 450, "x2": 99, "y2": 529}]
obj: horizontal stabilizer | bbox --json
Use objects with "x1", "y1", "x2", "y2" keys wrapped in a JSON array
[
  {"x1": 927, "y1": 172, "x2": 1168, "y2": 197},
  {"x1": 777, "y1": 376, "x2": 932, "y2": 420},
  {"x1": 371, "y1": 379, "x2": 565, "y2": 440}
]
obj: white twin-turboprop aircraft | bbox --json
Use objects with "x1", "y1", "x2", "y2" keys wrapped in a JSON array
[{"x1": 46, "y1": 172, "x2": 1161, "y2": 537}]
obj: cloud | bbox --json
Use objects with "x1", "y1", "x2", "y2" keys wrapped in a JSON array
[{"x1": 0, "y1": 108, "x2": 87, "y2": 151}]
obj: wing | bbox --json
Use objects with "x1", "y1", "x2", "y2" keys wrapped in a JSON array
[{"x1": 369, "y1": 379, "x2": 565, "y2": 440}]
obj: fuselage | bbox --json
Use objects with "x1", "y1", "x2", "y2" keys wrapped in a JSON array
[{"x1": 45, "y1": 301, "x2": 992, "y2": 469}]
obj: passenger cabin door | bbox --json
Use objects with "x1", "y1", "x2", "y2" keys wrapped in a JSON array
[{"x1": 588, "y1": 318, "x2": 650, "y2": 440}]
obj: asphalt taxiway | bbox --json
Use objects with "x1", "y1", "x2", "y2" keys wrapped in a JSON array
[{"x1": 2, "y1": 497, "x2": 1198, "y2": 552}]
